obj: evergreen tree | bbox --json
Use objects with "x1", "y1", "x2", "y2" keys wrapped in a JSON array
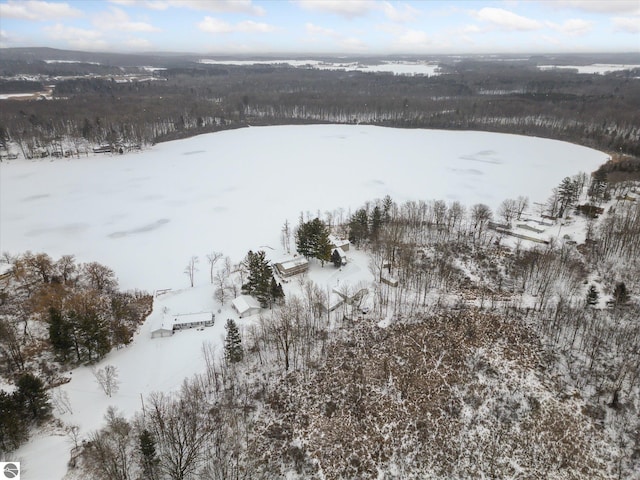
[
  {"x1": 588, "y1": 170, "x2": 608, "y2": 205},
  {"x1": 270, "y1": 277, "x2": 285, "y2": 305},
  {"x1": 242, "y1": 250, "x2": 272, "y2": 308},
  {"x1": 586, "y1": 285, "x2": 599, "y2": 306},
  {"x1": 382, "y1": 195, "x2": 394, "y2": 222},
  {"x1": 138, "y1": 429, "x2": 159, "y2": 480},
  {"x1": 613, "y1": 282, "x2": 629, "y2": 306},
  {"x1": 0, "y1": 390, "x2": 28, "y2": 452},
  {"x1": 370, "y1": 205, "x2": 383, "y2": 242},
  {"x1": 296, "y1": 218, "x2": 331, "y2": 264},
  {"x1": 15, "y1": 373, "x2": 51, "y2": 422},
  {"x1": 331, "y1": 249, "x2": 343, "y2": 268},
  {"x1": 48, "y1": 307, "x2": 74, "y2": 361},
  {"x1": 348, "y1": 208, "x2": 369, "y2": 246},
  {"x1": 557, "y1": 176, "x2": 580, "y2": 217},
  {"x1": 224, "y1": 319, "x2": 243, "y2": 363},
  {"x1": 316, "y1": 229, "x2": 332, "y2": 266}
]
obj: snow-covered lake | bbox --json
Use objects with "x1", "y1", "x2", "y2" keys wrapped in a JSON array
[
  {"x1": 1, "y1": 125, "x2": 608, "y2": 292},
  {"x1": 538, "y1": 64, "x2": 640, "y2": 74},
  {"x1": 198, "y1": 59, "x2": 440, "y2": 75}
]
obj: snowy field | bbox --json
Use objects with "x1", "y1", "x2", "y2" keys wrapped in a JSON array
[
  {"x1": 538, "y1": 63, "x2": 640, "y2": 74},
  {"x1": 198, "y1": 59, "x2": 440, "y2": 75},
  {"x1": 1, "y1": 125, "x2": 608, "y2": 292}
]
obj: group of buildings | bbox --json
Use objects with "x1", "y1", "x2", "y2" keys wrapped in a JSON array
[{"x1": 151, "y1": 235, "x2": 352, "y2": 339}]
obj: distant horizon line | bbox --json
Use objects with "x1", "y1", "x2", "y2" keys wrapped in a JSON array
[{"x1": 1, "y1": 46, "x2": 639, "y2": 59}]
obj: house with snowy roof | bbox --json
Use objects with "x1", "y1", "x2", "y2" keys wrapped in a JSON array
[
  {"x1": 232, "y1": 295, "x2": 262, "y2": 318},
  {"x1": 274, "y1": 256, "x2": 309, "y2": 278},
  {"x1": 151, "y1": 311, "x2": 215, "y2": 338},
  {"x1": 329, "y1": 234, "x2": 350, "y2": 252}
]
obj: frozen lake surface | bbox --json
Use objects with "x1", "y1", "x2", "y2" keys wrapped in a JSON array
[{"x1": 1, "y1": 125, "x2": 608, "y2": 291}]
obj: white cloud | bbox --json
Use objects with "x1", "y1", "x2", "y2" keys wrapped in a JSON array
[
  {"x1": 305, "y1": 23, "x2": 340, "y2": 38},
  {"x1": 110, "y1": 0, "x2": 265, "y2": 15},
  {"x1": 381, "y1": 2, "x2": 420, "y2": 23},
  {"x1": 546, "y1": 18, "x2": 593, "y2": 36},
  {"x1": 293, "y1": 0, "x2": 374, "y2": 19},
  {"x1": 539, "y1": 35, "x2": 562, "y2": 46},
  {"x1": 612, "y1": 16, "x2": 640, "y2": 33},
  {"x1": 198, "y1": 17, "x2": 276, "y2": 34},
  {"x1": 124, "y1": 37, "x2": 153, "y2": 50},
  {"x1": 0, "y1": 0, "x2": 82, "y2": 21},
  {"x1": 340, "y1": 36, "x2": 367, "y2": 51},
  {"x1": 553, "y1": 1, "x2": 640, "y2": 15},
  {"x1": 44, "y1": 23, "x2": 108, "y2": 50},
  {"x1": 473, "y1": 7, "x2": 543, "y2": 31},
  {"x1": 0, "y1": 29, "x2": 9, "y2": 45},
  {"x1": 98, "y1": 7, "x2": 161, "y2": 33},
  {"x1": 396, "y1": 29, "x2": 430, "y2": 46}
]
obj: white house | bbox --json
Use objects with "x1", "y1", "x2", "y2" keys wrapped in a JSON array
[
  {"x1": 232, "y1": 295, "x2": 262, "y2": 318},
  {"x1": 151, "y1": 311, "x2": 215, "y2": 338}
]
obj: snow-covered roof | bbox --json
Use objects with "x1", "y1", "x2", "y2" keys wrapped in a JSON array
[
  {"x1": 276, "y1": 256, "x2": 309, "y2": 269},
  {"x1": 0, "y1": 263, "x2": 12, "y2": 276},
  {"x1": 170, "y1": 312, "x2": 214, "y2": 325},
  {"x1": 329, "y1": 235, "x2": 349, "y2": 248},
  {"x1": 232, "y1": 295, "x2": 261, "y2": 314},
  {"x1": 332, "y1": 248, "x2": 347, "y2": 258},
  {"x1": 152, "y1": 311, "x2": 214, "y2": 333}
]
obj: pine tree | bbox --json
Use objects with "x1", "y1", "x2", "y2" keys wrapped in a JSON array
[
  {"x1": 0, "y1": 390, "x2": 28, "y2": 452},
  {"x1": 242, "y1": 250, "x2": 273, "y2": 308},
  {"x1": 613, "y1": 282, "x2": 629, "y2": 306},
  {"x1": 138, "y1": 429, "x2": 159, "y2": 480},
  {"x1": 331, "y1": 249, "x2": 342, "y2": 268},
  {"x1": 48, "y1": 307, "x2": 73, "y2": 361},
  {"x1": 370, "y1": 205, "x2": 382, "y2": 241},
  {"x1": 296, "y1": 218, "x2": 331, "y2": 264},
  {"x1": 15, "y1": 373, "x2": 51, "y2": 422},
  {"x1": 270, "y1": 277, "x2": 285, "y2": 305},
  {"x1": 348, "y1": 209, "x2": 369, "y2": 246},
  {"x1": 586, "y1": 284, "x2": 599, "y2": 306},
  {"x1": 224, "y1": 319, "x2": 243, "y2": 363},
  {"x1": 317, "y1": 230, "x2": 332, "y2": 266}
]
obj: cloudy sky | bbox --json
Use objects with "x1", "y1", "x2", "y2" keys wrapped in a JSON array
[{"x1": 0, "y1": 0, "x2": 638, "y2": 55}]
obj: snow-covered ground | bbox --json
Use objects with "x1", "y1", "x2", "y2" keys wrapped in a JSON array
[
  {"x1": 0, "y1": 125, "x2": 608, "y2": 292},
  {"x1": 538, "y1": 64, "x2": 640, "y2": 74},
  {"x1": 2, "y1": 125, "x2": 610, "y2": 479},
  {"x1": 198, "y1": 59, "x2": 440, "y2": 75}
]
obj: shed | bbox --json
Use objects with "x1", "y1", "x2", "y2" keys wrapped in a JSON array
[
  {"x1": 332, "y1": 248, "x2": 347, "y2": 265},
  {"x1": 232, "y1": 295, "x2": 262, "y2": 318}
]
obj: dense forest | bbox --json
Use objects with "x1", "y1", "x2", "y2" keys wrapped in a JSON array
[{"x1": 0, "y1": 49, "x2": 639, "y2": 160}]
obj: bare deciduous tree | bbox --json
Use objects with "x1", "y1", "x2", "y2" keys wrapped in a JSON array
[
  {"x1": 206, "y1": 251, "x2": 223, "y2": 285},
  {"x1": 184, "y1": 256, "x2": 199, "y2": 288},
  {"x1": 94, "y1": 364, "x2": 120, "y2": 397}
]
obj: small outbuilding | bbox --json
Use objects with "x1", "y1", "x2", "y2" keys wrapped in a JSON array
[{"x1": 232, "y1": 295, "x2": 262, "y2": 318}]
